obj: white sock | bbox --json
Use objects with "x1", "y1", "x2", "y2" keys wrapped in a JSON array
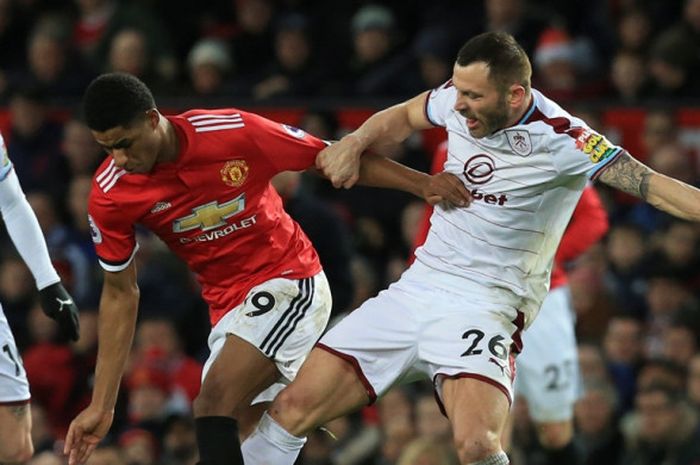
[{"x1": 241, "y1": 412, "x2": 306, "y2": 465}]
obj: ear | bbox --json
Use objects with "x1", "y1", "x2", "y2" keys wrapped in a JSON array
[
  {"x1": 146, "y1": 109, "x2": 160, "y2": 129},
  {"x1": 508, "y1": 84, "x2": 527, "y2": 107}
]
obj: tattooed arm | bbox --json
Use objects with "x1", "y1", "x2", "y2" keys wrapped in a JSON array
[{"x1": 598, "y1": 152, "x2": 700, "y2": 221}]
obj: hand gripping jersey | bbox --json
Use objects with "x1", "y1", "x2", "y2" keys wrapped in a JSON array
[
  {"x1": 417, "y1": 83, "x2": 623, "y2": 325},
  {"x1": 88, "y1": 110, "x2": 325, "y2": 325}
]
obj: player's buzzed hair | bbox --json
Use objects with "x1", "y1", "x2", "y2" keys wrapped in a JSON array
[
  {"x1": 82, "y1": 73, "x2": 156, "y2": 132},
  {"x1": 456, "y1": 31, "x2": 532, "y2": 93}
]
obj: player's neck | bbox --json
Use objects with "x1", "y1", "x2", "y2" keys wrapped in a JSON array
[
  {"x1": 156, "y1": 117, "x2": 180, "y2": 164},
  {"x1": 505, "y1": 94, "x2": 532, "y2": 128}
]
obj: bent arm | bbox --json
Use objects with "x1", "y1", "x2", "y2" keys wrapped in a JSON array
[
  {"x1": 598, "y1": 152, "x2": 700, "y2": 221},
  {"x1": 91, "y1": 261, "x2": 140, "y2": 412},
  {"x1": 352, "y1": 91, "x2": 436, "y2": 154},
  {"x1": 0, "y1": 169, "x2": 60, "y2": 289},
  {"x1": 356, "y1": 153, "x2": 470, "y2": 206}
]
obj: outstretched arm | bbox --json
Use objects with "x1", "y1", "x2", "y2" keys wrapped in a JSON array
[
  {"x1": 356, "y1": 153, "x2": 470, "y2": 207},
  {"x1": 598, "y1": 152, "x2": 700, "y2": 221},
  {"x1": 65, "y1": 262, "x2": 140, "y2": 465},
  {"x1": 316, "y1": 91, "x2": 434, "y2": 188}
]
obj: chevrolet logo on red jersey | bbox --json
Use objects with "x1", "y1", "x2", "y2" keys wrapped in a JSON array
[{"x1": 173, "y1": 194, "x2": 246, "y2": 232}]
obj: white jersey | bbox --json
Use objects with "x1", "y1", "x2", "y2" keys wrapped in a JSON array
[{"x1": 415, "y1": 83, "x2": 623, "y2": 325}]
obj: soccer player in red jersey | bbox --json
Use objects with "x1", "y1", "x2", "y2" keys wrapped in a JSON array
[{"x1": 63, "y1": 73, "x2": 469, "y2": 465}]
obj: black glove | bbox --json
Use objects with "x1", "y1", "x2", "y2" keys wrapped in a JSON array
[{"x1": 39, "y1": 282, "x2": 80, "y2": 341}]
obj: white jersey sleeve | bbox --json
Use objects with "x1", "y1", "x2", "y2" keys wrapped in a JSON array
[
  {"x1": 0, "y1": 133, "x2": 60, "y2": 290},
  {"x1": 548, "y1": 117, "x2": 625, "y2": 181},
  {"x1": 425, "y1": 81, "x2": 457, "y2": 127}
]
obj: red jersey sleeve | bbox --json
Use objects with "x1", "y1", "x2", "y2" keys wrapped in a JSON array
[
  {"x1": 243, "y1": 112, "x2": 328, "y2": 173},
  {"x1": 88, "y1": 188, "x2": 139, "y2": 272},
  {"x1": 554, "y1": 185, "x2": 609, "y2": 265}
]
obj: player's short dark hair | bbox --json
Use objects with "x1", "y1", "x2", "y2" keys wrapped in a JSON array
[
  {"x1": 456, "y1": 31, "x2": 531, "y2": 93},
  {"x1": 82, "y1": 73, "x2": 156, "y2": 132}
]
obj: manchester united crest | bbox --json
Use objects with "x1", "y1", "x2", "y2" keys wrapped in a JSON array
[{"x1": 220, "y1": 160, "x2": 249, "y2": 187}]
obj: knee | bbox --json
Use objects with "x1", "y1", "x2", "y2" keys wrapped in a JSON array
[
  {"x1": 536, "y1": 421, "x2": 573, "y2": 450},
  {"x1": 0, "y1": 433, "x2": 33, "y2": 463},
  {"x1": 453, "y1": 429, "x2": 501, "y2": 463},
  {"x1": 268, "y1": 387, "x2": 320, "y2": 436},
  {"x1": 193, "y1": 382, "x2": 229, "y2": 417}
]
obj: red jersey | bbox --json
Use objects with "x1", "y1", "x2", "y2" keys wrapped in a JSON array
[{"x1": 88, "y1": 109, "x2": 325, "y2": 325}]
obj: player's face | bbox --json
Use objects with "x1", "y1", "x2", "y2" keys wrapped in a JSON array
[
  {"x1": 452, "y1": 62, "x2": 510, "y2": 138},
  {"x1": 92, "y1": 112, "x2": 161, "y2": 174}
]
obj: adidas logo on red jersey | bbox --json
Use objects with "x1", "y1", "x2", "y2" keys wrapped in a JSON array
[{"x1": 150, "y1": 201, "x2": 172, "y2": 214}]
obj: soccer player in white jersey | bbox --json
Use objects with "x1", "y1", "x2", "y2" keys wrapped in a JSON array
[
  {"x1": 0, "y1": 132, "x2": 80, "y2": 462},
  {"x1": 243, "y1": 31, "x2": 700, "y2": 465}
]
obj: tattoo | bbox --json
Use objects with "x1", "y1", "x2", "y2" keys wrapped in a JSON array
[
  {"x1": 10, "y1": 404, "x2": 27, "y2": 418},
  {"x1": 598, "y1": 152, "x2": 652, "y2": 199}
]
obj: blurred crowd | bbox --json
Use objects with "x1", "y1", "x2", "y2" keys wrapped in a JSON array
[
  {"x1": 1, "y1": 0, "x2": 700, "y2": 465},
  {"x1": 1, "y1": 0, "x2": 700, "y2": 104}
]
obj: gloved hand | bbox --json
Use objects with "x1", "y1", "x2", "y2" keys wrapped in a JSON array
[{"x1": 39, "y1": 282, "x2": 80, "y2": 341}]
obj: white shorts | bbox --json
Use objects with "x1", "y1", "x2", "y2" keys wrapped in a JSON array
[
  {"x1": 318, "y1": 261, "x2": 525, "y2": 410},
  {"x1": 0, "y1": 309, "x2": 29, "y2": 404},
  {"x1": 514, "y1": 285, "x2": 580, "y2": 422},
  {"x1": 203, "y1": 271, "x2": 331, "y2": 404}
]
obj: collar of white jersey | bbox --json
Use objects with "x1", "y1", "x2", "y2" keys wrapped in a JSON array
[{"x1": 514, "y1": 94, "x2": 536, "y2": 126}]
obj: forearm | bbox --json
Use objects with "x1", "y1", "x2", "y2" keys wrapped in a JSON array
[
  {"x1": 647, "y1": 173, "x2": 700, "y2": 221},
  {"x1": 0, "y1": 169, "x2": 59, "y2": 289},
  {"x1": 356, "y1": 153, "x2": 427, "y2": 198},
  {"x1": 353, "y1": 92, "x2": 432, "y2": 154},
  {"x1": 91, "y1": 284, "x2": 139, "y2": 411}
]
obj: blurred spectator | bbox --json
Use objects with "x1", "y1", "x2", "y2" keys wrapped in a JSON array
[
  {"x1": 616, "y1": 8, "x2": 653, "y2": 54},
  {"x1": 396, "y1": 437, "x2": 459, "y2": 465},
  {"x1": 61, "y1": 117, "x2": 104, "y2": 177},
  {"x1": 27, "y1": 191, "x2": 94, "y2": 306},
  {"x1": 620, "y1": 384, "x2": 700, "y2": 465},
  {"x1": 410, "y1": 27, "x2": 455, "y2": 91},
  {"x1": 161, "y1": 414, "x2": 197, "y2": 465},
  {"x1": 31, "y1": 404, "x2": 56, "y2": 454},
  {"x1": 6, "y1": 86, "x2": 69, "y2": 197},
  {"x1": 574, "y1": 379, "x2": 625, "y2": 465},
  {"x1": 185, "y1": 38, "x2": 235, "y2": 97},
  {"x1": 484, "y1": 0, "x2": 550, "y2": 56},
  {"x1": 578, "y1": 342, "x2": 609, "y2": 383},
  {"x1": 6, "y1": 15, "x2": 93, "y2": 101},
  {"x1": 609, "y1": 51, "x2": 650, "y2": 103},
  {"x1": 340, "y1": 4, "x2": 413, "y2": 97},
  {"x1": 662, "y1": 317, "x2": 700, "y2": 366},
  {"x1": 687, "y1": 353, "x2": 700, "y2": 409},
  {"x1": 0, "y1": 256, "x2": 35, "y2": 350},
  {"x1": 414, "y1": 392, "x2": 451, "y2": 442},
  {"x1": 604, "y1": 223, "x2": 648, "y2": 314},
  {"x1": 644, "y1": 271, "x2": 694, "y2": 357},
  {"x1": 105, "y1": 28, "x2": 172, "y2": 94},
  {"x1": 132, "y1": 317, "x2": 202, "y2": 404},
  {"x1": 23, "y1": 301, "x2": 89, "y2": 436},
  {"x1": 72, "y1": 0, "x2": 177, "y2": 85},
  {"x1": 251, "y1": 14, "x2": 325, "y2": 100},
  {"x1": 125, "y1": 360, "x2": 173, "y2": 439},
  {"x1": 641, "y1": 110, "x2": 679, "y2": 159},
  {"x1": 532, "y1": 27, "x2": 602, "y2": 102},
  {"x1": 85, "y1": 445, "x2": 128, "y2": 465},
  {"x1": 272, "y1": 170, "x2": 355, "y2": 314},
  {"x1": 636, "y1": 358, "x2": 687, "y2": 392},
  {"x1": 376, "y1": 387, "x2": 416, "y2": 465},
  {"x1": 118, "y1": 428, "x2": 159, "y2": 465},
  {"x1": 603, "y1": 315, "x2": 644, "y2": 412},
  {"x1": 228, "y1": 0, "x2": 276, "y2": 77},
  {"x1": 648, "y1": 31, "x2": 700, "y2": 99},
  {"x1": 28, "y1": 451, "x2": 64, "y2": 465}
]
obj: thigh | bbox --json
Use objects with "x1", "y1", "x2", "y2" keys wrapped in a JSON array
[
  {"x1": 203, "y1": 271, "x2": 332, "y2": 404},
  {"x1": 0, "y1": 401, "x2": 31, "y2": 455},
  {"x1": 0, "y1": 313, "x2": 29, "y2": 403},
  {"x1": 421, "y1": 294, "x2": 525, "y2": 408},
  {"x1": 317, "y1": 282, "x2": 422, "y2": 402},
  {"x1": 515, "y1": 286, "x2": 579, "y2": 422},
  {"x1": 441, "y1": 376, "x2": 510, "y2": 448}
]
